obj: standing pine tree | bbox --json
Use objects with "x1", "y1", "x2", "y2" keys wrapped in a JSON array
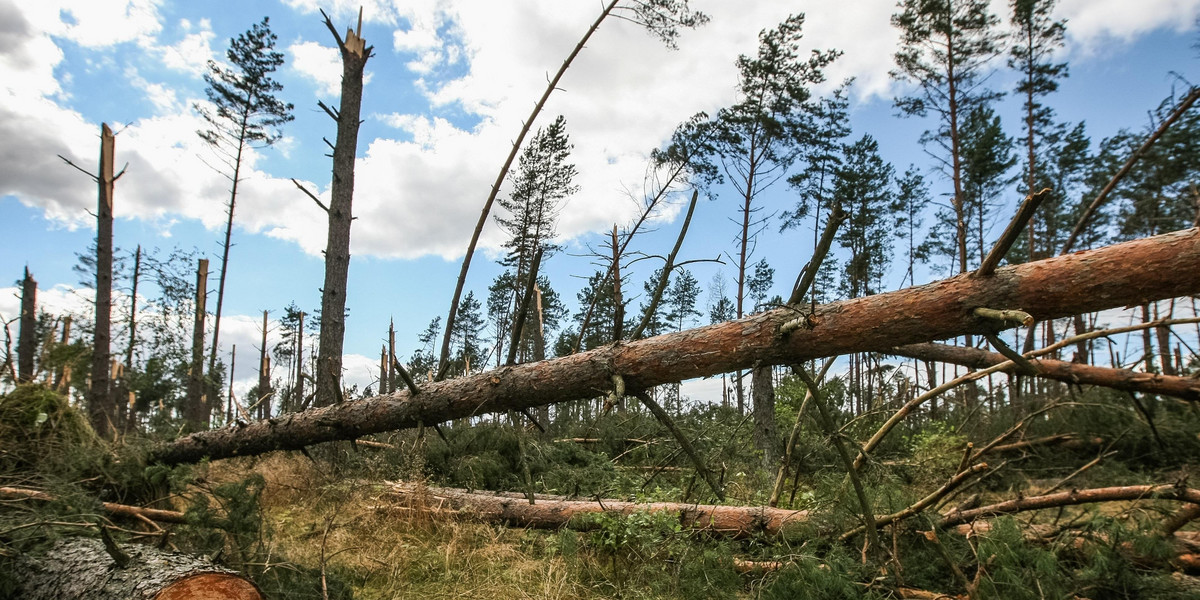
[
  {"x1": 832, "y1": 135, "x2": 895, "y2": 416},
  {"x1": 702, "y1": 13, "x2": 838, "y2": 413},
  {"x1": 1008, "y1": 0, "x2": 1067, "y2": 259},
  {"x1": 892, "y1": 0, "x2": 1003, "y2": 274},
  {"x1": 958, "y1": 103, "x2": 1016, "y2": 266},
  {"x1": 196, "y1": 17, "x2": 294, "y2": 393},
  {"x1": 835, "y1": 135, "x2": 895, "y2": 299},
  {"x1": 492, "y1": 116, "x2": 577, "y2": 364},
  {"x1": 892, "y1": 166, "x2": 932, "y2": 287}
]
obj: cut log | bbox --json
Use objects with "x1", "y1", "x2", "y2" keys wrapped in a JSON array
[
  {"x1": 152, "y1": 228, "x2": 1200, "y2": 465},
  {"x1": 383, "y1": 483, "x2": 810, "y2": 538},
  {"x1": 892, "y1": 341, "x2": 1200, "y2": 401},
  {"x1": 17, "y1": 537, "x2": 261, "y2": 600}
]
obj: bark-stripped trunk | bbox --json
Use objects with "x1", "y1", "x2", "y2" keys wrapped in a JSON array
[
  {"x1": 891, "y1": 341, "x2": 1200, "y2": 402},
  {"x1": 88, "y1": 124, "x2": 117, "y2": 438},
  {"x1": 315, "y1": 15, "x2": 371, "y2": 407},
  {"x1": 17, "y1": 267, "x2": 36, "y2": 382},
  {"x1": 384, "y1": 483, "x2": 807, "y2": 538},
  {"x1": 17, "y1": 537, "x2": 260, "y2": 600},
  {"x1": 151, "y1": 228, "x2": 1200, "y2": 465}
]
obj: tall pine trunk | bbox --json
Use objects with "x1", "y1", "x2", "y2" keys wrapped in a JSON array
[
  {"x1": 88, "y1": 124, "x2": 117, "y2": 438},
  {"x1": 315, "y1": 15, "x2": 371, "y2": 407}
]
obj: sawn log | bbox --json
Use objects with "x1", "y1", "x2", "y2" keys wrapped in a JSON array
[
  {"x1": 17, "y1": 537, "x2": 261, "y2": 600},
  {"x1": 152, "y1": 228, "x2": 1200, "y2": 465}
]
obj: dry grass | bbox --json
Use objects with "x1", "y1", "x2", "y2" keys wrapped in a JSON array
[{"x1": 198, "y1": 452, "x2": 607, "y2": 599}]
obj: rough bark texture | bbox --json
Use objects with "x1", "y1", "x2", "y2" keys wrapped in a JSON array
[
  {"x1": 88, "y1": 124, "x2": 117, "y2": 438},
  {"x1": 17, "y1": 537, "x2": 260, "y2": 600},
  {"x1": 385, "y1": 483, "x2": 809, "y2": 538},
  {"x1": 152, "y1": 228, "x2": 1200, "y2": 465},
  {"x1": 314, "y1": 17, "x2": 370, "y2": 408},
  {"x1": 891, "y1": 341, "x2": 1200, "y2": 402},
  {"x1": 751, "y1": 364, "x2": 777, "y2": 469},
  {"x1": 17, "y1": 267, "x2": 36, "y2": 383}
]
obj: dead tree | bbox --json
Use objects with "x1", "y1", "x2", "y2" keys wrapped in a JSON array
[
  {"x1": 313, "y1": 9, "x2": 372, "y2": 407},
  {"x1": 151, "y1": 227, "x2": 1200, "y2": 465},
  {"x1": 59, "y1": 123, "x2": 124, "y2": 438},
  {"x1": 257, "y1": 310, "x2": 271, "y2": 419},
  {"x1": 184, "y1": 259, "x2": 209, "y2": 430}
]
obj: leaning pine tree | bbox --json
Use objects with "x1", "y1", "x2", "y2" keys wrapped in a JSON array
[{"x1": 195, "y1": 16, "x2": 294, "y2": 405}]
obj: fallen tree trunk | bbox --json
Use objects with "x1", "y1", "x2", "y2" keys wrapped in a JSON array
[
  {"x1": 17, "y1": 537, "x2": 261, "y2": 600},
  {"x1": 940, "y1": 484, "x2": 1200, "y2": 527},
  {"x1": 892, "y1": 341, "x2": 1200, "y2": 401},
  {"x1": 152, "y1": 228, "x2": 1200, "y2": 465},
  {"x1": 383, "y1": 483, "x2": 810, "y2": 538}
]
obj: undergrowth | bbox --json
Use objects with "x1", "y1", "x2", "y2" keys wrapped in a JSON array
[{"x1": 4, "y1": 382, "x2": 1200, "y2": 599}]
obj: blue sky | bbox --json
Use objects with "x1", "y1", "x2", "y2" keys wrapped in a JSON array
[{"x1": 1, "y1": 0, "x2": 1198, "y2": 398}]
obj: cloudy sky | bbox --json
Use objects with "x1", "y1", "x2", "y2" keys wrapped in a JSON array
[{"x1": 1, "y1": 0, "x2": 1198, "y2": 399}]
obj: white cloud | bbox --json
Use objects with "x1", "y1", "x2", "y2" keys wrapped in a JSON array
[
  {"x1": 18, "y1": 0, "x2": 162, "y2": 49},
  {"x1": 160, "y1": 17, "x2": 215, "y2": 73},
  {"x1": 289, "y1": 40, "x2": 374, "y2": 97},
  {"x1": 1058, "y1": 0, "x2": 1200, "y2": 48}
]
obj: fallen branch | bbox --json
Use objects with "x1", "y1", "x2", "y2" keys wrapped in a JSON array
[
  {"x1": 152, "y1": 228, "x2": 1200, "y2": 465},
  {"x1": 0, "y1": 486, "x2": 186, "y2": 524}
]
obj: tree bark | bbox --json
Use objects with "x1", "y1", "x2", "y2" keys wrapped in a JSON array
[
  {"x1": 17, "y1": 537, "x2": 260, "y2": 600},
  {"x1": 751, "y1": 364, "x2": 777, "y2": 469},
  {"x1": 17, "y1": 267, "x2": 37, "y2": 383},
  {"x1": 384, "y1": 483, "x2": 808, "y2": 538},
  {"x1": 88, "y1": 124, "x2": 117, "y2": 438},
  {"x1": 890, "y1": 341, "x2": 1200, "y2": 402},
  {"x1": 151, "y1": 228, "x2": 1200, "y2": 465},
  {"x1": 940, "y1": 484, "x2": 1200, "y2": 527},
  {"x1": 314, "y1": 14, "x2": 371, "y2": 407}
]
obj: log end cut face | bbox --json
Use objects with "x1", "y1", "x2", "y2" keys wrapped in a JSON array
[{"x1": 155, "y1": 573, "x2": 263, "y2": 600}]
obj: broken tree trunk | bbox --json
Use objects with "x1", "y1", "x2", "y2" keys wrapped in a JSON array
[
  {"x1": 891, "y1": 341, "x2": 1200, "y2": 402},
  {"x1": 152, "y1": 228, "x2": 1200, "y2": 465},
  {"x1": 314, "y1": 11, "x2": 371, "y2": 408},
  {"x1": 17, "y1": 537, "x2": 261, "y2": 600},
  {"x1": 184, "y1": 258, "x2": 209, "y2": 431},
  {"x1": 89, "y1": 124, "x2": 117, "y2": 438},
  {"x1": 383, "y1": 483, "x2": 809, "y2": 538}
]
